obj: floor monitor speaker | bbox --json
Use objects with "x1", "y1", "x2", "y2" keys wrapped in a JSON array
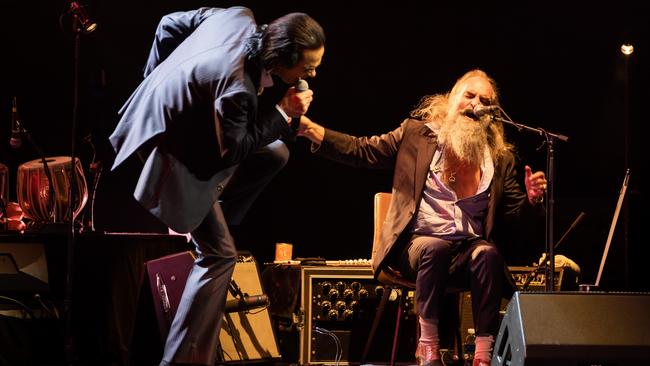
[{"x1": 493, "y1": 291, "x2": 650, "y2": 366}]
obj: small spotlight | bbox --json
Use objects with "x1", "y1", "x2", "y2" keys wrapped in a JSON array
[
  {"x1": 70, "y1": 2, "x2": 97, "y2": 34},
  {"x1": 620, "y1": 44, "x2": 634, "y2": 55}
]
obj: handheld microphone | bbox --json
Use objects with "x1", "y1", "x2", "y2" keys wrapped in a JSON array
[
  {"x1": 290, "y1": 79, "x2": 309, "y2": 132},
  {"x1": 472, "y1": 105, "x2": 500, "y2": 118},
  {"x1": 225, "y1": 294, "x2": 270, "y2": 313},
  {"x1": 10, "y1": 97, "x2": 22, "y2": 149},
  {"x1": 70, "y1": 1, "x2": 97, "y2": 34}
]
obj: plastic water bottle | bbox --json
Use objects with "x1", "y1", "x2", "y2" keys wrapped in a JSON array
[{"x1": 463, "y1": 328, "x2": 476, "y2": 365}]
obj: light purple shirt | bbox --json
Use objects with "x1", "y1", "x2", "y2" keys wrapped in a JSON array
[{"x1": 412, "y1": 123, "x2": 494, "y2": 240}]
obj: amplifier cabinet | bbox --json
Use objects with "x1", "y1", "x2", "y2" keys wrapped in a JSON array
[
  {"x1": 299, "y1": 266, "x2": 416, "y2": 365},
  {"x1": 134, "y1": 251, "x2": 279, "y2": 364},
  {"x1": 508, "y1": 266, "x2": 578, "y2": 292},
  {"x1": 218, "y1": 257, "x2": 281, "y2": 363}
]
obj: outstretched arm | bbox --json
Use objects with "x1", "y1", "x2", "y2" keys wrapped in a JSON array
[
  {"x1": 297, "y1": 115, "x2": 325, "y2": 145},
  {"x1": 296, "y1": 115, "x2": 403, "y2": 170}
]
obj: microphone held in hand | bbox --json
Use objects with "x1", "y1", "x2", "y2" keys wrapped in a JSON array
[
  {"x1": 472, "y1": 104, "x2": 500, "y2": 118},
  {"x1": 225, "y1": 293, "x2": 270, "y2": 313},
  {"x1": 290, "y1": 79, "x2": 309, "y2": 132}
]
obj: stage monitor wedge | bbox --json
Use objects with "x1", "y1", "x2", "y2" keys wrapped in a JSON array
[{"x1": 493, "y1": 291, "x2": 650, "y2": 366}]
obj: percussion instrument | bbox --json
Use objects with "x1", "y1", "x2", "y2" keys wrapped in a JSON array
[{"x1": 16, "y1": 156, "x2": 88, "y2": 223}]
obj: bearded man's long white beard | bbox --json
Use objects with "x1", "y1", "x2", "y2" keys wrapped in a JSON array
[{"x1": 438, "y1": 111, "x2": 490, "y2": 167}]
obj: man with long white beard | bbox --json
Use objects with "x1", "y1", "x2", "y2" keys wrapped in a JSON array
[{"x1": 297, "y1": 69, "x2": 547, "y2": 366}]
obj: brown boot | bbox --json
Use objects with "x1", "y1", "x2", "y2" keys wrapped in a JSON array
[{"x1": 415, "y1": 342, "x2": 444, "y2": 366}]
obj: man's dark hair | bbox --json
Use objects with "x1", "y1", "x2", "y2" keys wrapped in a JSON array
[{"x1": 261, "y1": 13, "x2": 325, "y2": 70}]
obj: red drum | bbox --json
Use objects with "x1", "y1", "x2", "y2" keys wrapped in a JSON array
[{"x1": 16, "y1": 156, "x2": 88, "y2": 223}]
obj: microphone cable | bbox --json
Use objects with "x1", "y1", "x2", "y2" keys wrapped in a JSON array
[{"x1": 244, "y1": 300, "x2": 270, "y2": 315}]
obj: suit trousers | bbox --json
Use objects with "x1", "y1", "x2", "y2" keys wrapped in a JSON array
[
  {"x1": 398, "y1": 235, "x2": 506, "y2": 337},
  {"x1": 221, "y1": 139, "x2": 289, "y2": 225},
  {"x1": 160, "y1": 140, "x2": 289, "y2": 365}
]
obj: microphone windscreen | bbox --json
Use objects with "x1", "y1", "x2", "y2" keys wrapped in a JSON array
[
  {"x1": 225, "y1": 294, "x2": 269, "y2": 313},
  {"x1": 289, "y1": 79, "x2": 309, "y2": 133},
  {"x1": 473, "y1": 105, "x2": 499, "y2": 117},
  {"x1": 295, "y1": 79, "x2": 309, "y2": 92}
]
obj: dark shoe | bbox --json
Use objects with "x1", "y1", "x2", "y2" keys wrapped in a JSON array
[{"x1": 415, "y1": 342, "x2": 444, "y2": 366}]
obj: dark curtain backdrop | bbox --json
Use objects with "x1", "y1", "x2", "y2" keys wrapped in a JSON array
[{"x1": 2, "y1": 1, "x2": 648, "y2": 291}]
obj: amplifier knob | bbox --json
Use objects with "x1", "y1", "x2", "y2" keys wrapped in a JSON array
[
  {"x1": 321, "y1": 300, "x2": 331, "y2": 314},
  {"x1": 327, "y1": 309, "x2": 338, "y2": 321},
  {"x1": 328, "y1": 288, "x2": 339, "y2": 300},
  {"x1": 336, "y1": 281, "x2": 346, "y2": 292},
  {"x1": 336, "y1": 300, "x2": 346, "y2": 312},
  {"x1": 358, "y1": 288, "x2": 369, "y2": 299},
  {"x1": 375, "y1": 286, "x2": 385, "y2": 297},
  {"x1": 351, "y1": 281, "x2": 361, "y2": 291},
  {"x1": 321, "y1": 281, "x2": 332, "y2": 294},
  {"x1": 343, "y1": 309, "x2": 354, "y2": 320},
  {"x1": 343, "y1": 288, "x2": 354, "y2": 301}
]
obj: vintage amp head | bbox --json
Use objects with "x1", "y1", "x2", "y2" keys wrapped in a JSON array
[{"x1": 298, "y1": 265, "x2": 416, "y2": 365}]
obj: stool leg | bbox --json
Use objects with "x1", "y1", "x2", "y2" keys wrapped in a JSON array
[
  {"x1": 391, "y1": 289, "x2": 407, "y2": 366},
  {"x1": 361, "y1": 285, "x2": 391, "y2": 364}
]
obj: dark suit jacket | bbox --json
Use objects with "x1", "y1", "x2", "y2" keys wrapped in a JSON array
[
  {"x1": 109, "y1": 7, "x2": 290, "y2": 232},
  {"x1": 314, "y1": 118, "x2": 539, "y2": 278}
]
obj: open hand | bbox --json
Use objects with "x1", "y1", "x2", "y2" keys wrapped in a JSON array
[{"x1": 525, "y1": 165, "x2": 547, "y2": 204}]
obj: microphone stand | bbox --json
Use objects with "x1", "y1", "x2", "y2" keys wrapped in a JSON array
[
  {"x1": 63, "y1": 23, "x2": 80, "y2": 365},
  {"x1": 490, "y1": 108, "x2": 569, "y2": 292},
  {"x1": 61, "y1": 3, "x2": 97, "y2": 363},
  {"x1": 228, "y1": 279, "x2": 246, "y2": 300}
]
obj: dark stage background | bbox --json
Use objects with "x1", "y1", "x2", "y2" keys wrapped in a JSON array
[{"x1": 2, "y1": 1, "x2": 648, "y2": 291}]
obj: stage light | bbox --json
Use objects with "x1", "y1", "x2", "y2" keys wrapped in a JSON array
[{"x1": 620, "y1": 44, "x2": 634, "y2": 56}]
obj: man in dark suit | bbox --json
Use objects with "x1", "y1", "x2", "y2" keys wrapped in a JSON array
[
  {"x1": 297, "y1": 69, "x2": 546, "y2": 366},
  {"x1": 109, "y1": 7, "x2": 325, "y2": 366}
]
